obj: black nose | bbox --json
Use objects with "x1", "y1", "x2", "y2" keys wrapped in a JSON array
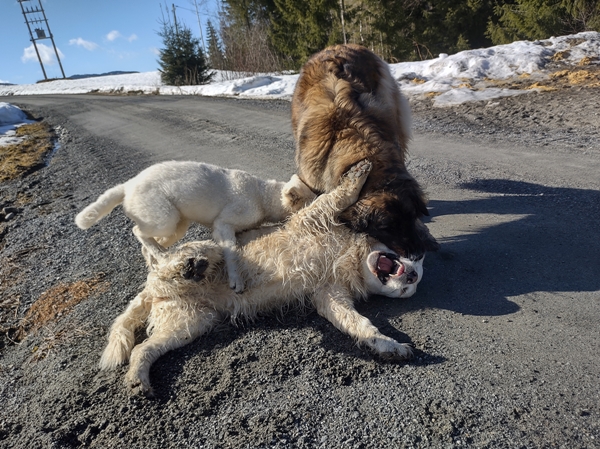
[{"x1": 406, "y1": 270, "x2": 418, "y2": 284}]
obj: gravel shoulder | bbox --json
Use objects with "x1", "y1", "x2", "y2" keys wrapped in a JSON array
[{"x1": 0, "y1": 87, "x2": 599, "y2": 449}]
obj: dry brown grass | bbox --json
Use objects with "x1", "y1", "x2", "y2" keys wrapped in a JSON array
[
  {"x1": 0, "y1": 121, "x2": 55, "y2": 182},
  {"x1": 482, "y1": 64, "x2": 600, "y2": 92},
  {"x1": 11, "y1": 274, "x2": 109, "y2": 342},
  {"x1": 526, "y1": 82, "x2": 559, "y2": 92}
]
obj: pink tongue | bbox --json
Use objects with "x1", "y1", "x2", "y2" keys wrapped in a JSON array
[{"x1": 378, "y1": 255, "x2": 394, "y2": 274}]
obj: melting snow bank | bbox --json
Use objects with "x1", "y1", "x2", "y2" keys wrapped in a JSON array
[
  {"x1": 0, "y1": 32, "x2": 598, "y2": 107},
  {"x1": 393, "y1": 31, "x2": 600, "y2": 106},
  {"x1": 0, "y1": 102, "x2": 35, "y2": 146}
]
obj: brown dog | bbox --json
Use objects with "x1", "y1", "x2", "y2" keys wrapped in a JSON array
[{"x1": 292, "y1": 44, "x2": 439, "y2": 258}]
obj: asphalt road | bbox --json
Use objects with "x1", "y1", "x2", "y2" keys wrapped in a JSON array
[{"x1": 2, "y1": 94, "x2": 599, "y2": 448}]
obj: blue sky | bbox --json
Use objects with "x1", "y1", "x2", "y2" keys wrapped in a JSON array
[{"x1": 1, "y1": 0, "x2": 218, "y2": 85}]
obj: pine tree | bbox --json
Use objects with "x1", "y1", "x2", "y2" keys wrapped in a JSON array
[
  {"x1": 486, "y1": 0, "x2": 600, "y2": 45},
  {"x1": 157, "y1": 19, "x2": 213, "y2": 85},
  {"x1": 269, "y1": 0, "x2": 342, "y2": 66},
  {"x1": 340, "y1": 0, "x2": 494, "y2": 62},
  {"x1": 206, "y1": 20, "x2": 225, "y2": 70}
]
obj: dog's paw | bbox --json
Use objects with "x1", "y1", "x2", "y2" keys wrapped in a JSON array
[
  {"x1": 181, "y1": 257, "x2": 209, "y2": 282},
  {"x1": 228, "y1": 274, "x2": 245, "y2": 293},
  {"x1": 125, "y1": 374, "x2": 155, "y2": 398},
  {"x1": 365, "y1": 336, "x2": 414, "y2": 360},
  {"x1": 345, "y1": 159, "x2": 372, "y2": 182}
]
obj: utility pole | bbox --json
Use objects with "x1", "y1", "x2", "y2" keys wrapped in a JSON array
[
  {"x1": 172, "y1": 2, "x2": 206, "y2": 52},
  {"x1": 18, "y1": 0, "x2": 66, "y2": 80},
  {"x1": 172, "y1": 3, "x2": 179, "y2": 35}
]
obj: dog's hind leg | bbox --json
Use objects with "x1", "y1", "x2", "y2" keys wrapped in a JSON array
[
  {"x1": 133, "y1": 226, "x2": 168, "y2": 269},
  {"x1": 99, "y1": 292, "x2": 152, "y2": 370},
  {"x1": 156, "y1": 218, "x2": 191, "y2": 248},
  {"x1": 313, "y1": 285, "x2": 413, "y2": 360},
  {"x1": 125, "y1": 308, "x2": 221, "y2": 397}
]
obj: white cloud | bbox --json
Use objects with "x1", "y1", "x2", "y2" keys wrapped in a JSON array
[
  {"x1": 21, "y1": 43, "x2": 65, "y2": 65},
  {"x1": 106, "y1": 30, "x2": 138, "y2": 43},
  {"x1": 106, "y1": 30, "x2": 122, "y2": 42},
  {"x1": 69, "y1": 37, "x2": 98, "y2": 51},
  {"x1": 150, "y1": 47, "x2": 160, "y2": 56}
]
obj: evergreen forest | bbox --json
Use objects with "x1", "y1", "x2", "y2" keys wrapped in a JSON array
[{"x1": 204, "y1": 0, "x2": 600, "y2": 72}]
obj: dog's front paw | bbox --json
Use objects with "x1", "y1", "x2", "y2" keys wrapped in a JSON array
[
  {"x1": 125, "y1": 372, "x2": 155, "y2": 398},
  {"x1": 99, "y1": 341, "x2": 130, "y2": 370},
  {"x1": 365, "y1": 336, "x2": 414, "y2": 360},
  {"x1": 181, "y1": 257, "x2": 209, "y2": 282}
]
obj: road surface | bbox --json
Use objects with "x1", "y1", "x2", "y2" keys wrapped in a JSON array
[{"x1": 1, "y1": 94, "x2": 599, "y2": 448}]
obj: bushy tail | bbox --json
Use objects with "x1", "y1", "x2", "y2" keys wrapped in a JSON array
[{"x1": 75, "y1": 183, "x2": 126, "y2": 230}]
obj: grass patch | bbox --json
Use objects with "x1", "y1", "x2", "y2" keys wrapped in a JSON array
[
  {"x1": 12, "y1": 274, "x2": 108, "y2": 342},
  {"x1": 0, "y1": 121, "x2": 55, "y2": 182},
  {"x1": 0, "y1": 273, "x2": 108, "y2": 346}
]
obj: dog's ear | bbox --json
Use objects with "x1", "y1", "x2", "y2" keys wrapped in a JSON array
[
  {"x1": 403, "y1": 185, "x2": 429, "y2": 217},
  {"x1": 281, "y1": 175, "x2": 317, "y2": 212},
  {"x1": 415, "y1": 195, "x2": 430, "y2": 217},
  {"x1": 416, "y1": 219, "x2": 440, "y2": 252}
]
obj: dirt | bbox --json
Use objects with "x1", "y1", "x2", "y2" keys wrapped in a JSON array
[{"x1": 0, "y1": 76, "x2": 599, "y2": 448}]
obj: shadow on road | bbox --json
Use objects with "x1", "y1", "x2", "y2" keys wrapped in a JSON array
[
  {"x1": 393, "y1": 179, "x2": 600, "y2": 317},
  {"x1": 130, "y1": 179, "x2": 600, "y2": 392}
]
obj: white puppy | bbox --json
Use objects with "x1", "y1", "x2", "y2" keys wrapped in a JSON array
[
  {"x1": 75, "y1": 160, "x2": 315, "y2": 291},
  {"x1": 99, "y1": 160, "x2": 424, "y2": 397}
]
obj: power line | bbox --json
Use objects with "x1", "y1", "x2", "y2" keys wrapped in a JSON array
[
  {"x1": 173, "y1": 1, "x2": 207, "y2": 52},
  {"x1": 18, "y1": 0, "x2": 66, "y2": 80}
]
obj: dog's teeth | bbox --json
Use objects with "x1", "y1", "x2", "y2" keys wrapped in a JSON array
[{"x1": 395, "y1": 262, "x2": 405, "y2": 276}]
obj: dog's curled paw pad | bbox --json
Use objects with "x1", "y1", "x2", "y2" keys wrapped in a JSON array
[
  {"x1": 126, "y1": 379, "x2": 155, "y2": 398},
  {"x1": 182, "y1": 257, "x2": 208, "y2": 281},
  {"x1": 384, "y1": 343, "x2": 414, "y2": 361},
  {"x1": 368, "y1": 337, "x2": 414, "y2": 360},
  {"x1": 346, "y1": 159, "x2": 372, "y2": 179}
]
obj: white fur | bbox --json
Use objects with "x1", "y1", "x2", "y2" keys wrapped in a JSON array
[
  {"x1": 76, "y1": 161, "x2": 315, "y2": 292},
  {"x1": 99, "y1": 161, "x2": 423, "y2": 397}
]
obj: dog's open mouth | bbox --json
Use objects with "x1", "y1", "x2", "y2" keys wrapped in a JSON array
[{"x1": 374, "y1": 252, "x2": 404, "y2": 284}]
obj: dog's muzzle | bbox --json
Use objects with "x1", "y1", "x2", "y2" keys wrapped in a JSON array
[{"x1": 376, "y1": 252, "x2": 418, "y2": 285}]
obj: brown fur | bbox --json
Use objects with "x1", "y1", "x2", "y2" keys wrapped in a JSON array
[{"x1": 292, "y1": 44, "x2": 439, "y2": 257}]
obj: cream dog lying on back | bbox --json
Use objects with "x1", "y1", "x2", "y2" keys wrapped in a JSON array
[
  {"x1": 99, "y1": 160, "x2": 424, "y2": 397},
  {"x1": 75, "y1": 160, "x2": 315, "y2": 291}
]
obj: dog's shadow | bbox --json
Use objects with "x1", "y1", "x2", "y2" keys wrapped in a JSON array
[
  {"x1": 371, "y1": 178, "x2": 600, "y2": 319},
  {"x1": 146, "y1": 307, "x2": 446, "y2": 403},
  {"x1": 146, "y1": 179, "x2": 600, "y2": 399}
]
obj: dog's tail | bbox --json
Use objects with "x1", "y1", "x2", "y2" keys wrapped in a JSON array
[{"x1": 75, "y1": 183, "x2": 126, "y2": 230}]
